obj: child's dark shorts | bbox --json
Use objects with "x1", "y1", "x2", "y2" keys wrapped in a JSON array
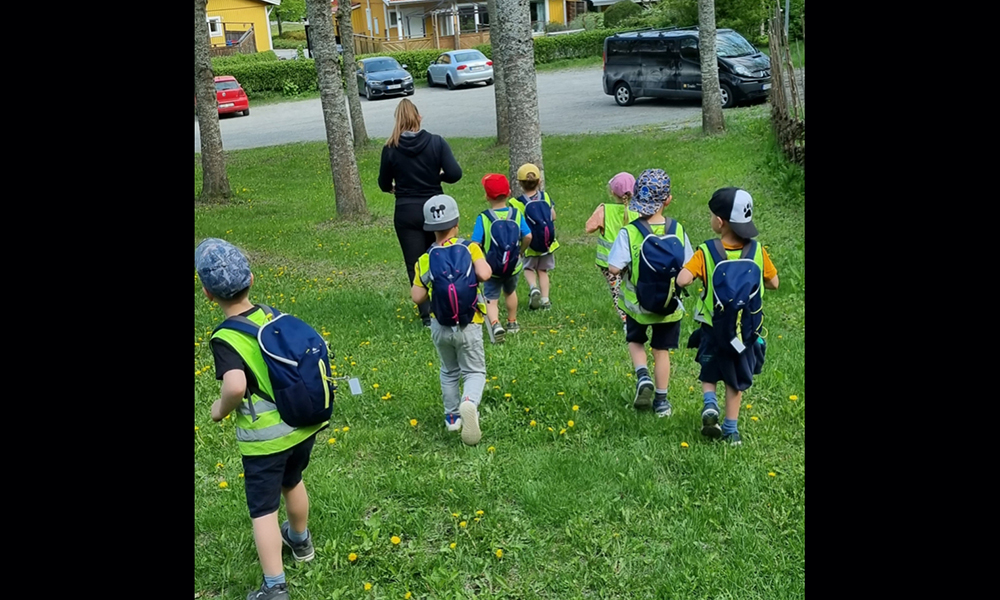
[
  {"x1": 482, "y1": 273, "x2": 519, "y2": 301},
  {"x1": 690, "y1": 324, "x2": 765, "y2": 392},
  {"x1": 625, "y1": 315, "x2": 680, "y2": 350},
  {"x1": 242, "y1": 434, "x2": 317, "y2": 519}
]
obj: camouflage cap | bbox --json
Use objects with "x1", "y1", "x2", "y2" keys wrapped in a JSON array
[{"x1": 195, "y1": 238, "x2": 252, "y2": 300}]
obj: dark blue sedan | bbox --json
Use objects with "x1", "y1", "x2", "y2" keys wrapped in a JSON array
[{"x1": 356, "y1": 57, "x2": 415, "y2": 101}]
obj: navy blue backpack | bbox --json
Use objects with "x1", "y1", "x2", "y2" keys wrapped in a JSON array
[
  {"x1": 704, "y1": 239, "x2": 764, "y2": 355},
  {"x1": 631, "y1": 218, "x2": 686, "y2": 315},
  {"x1": 521, "y1": 194, "x2": 556, "y2": 254},
  {"x1": 483, "y1": 208, "x2": 521, "y2": 278},
  {"x1": 426, "y1": 240, "x2": 480, "y2": 327},
  {"x1": 217, "y1": 305, "x2": 335, "y2": 428}
]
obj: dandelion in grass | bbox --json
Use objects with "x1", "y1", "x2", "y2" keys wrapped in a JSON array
[
  {"x1": 410, "y1": 419, "x2": 418, "y2": 427},
  {"x1": 530, "y1": 420, "x2": 537, "y2": 427},
  {"x1": 364, "y1": 582, "x2": 372, "y2": 591},
  {"x1": 746, "y1": 404, "x2": 752, "y2": 410},
  {"x1": 219, "y1": 481, "x2": 228, "y2": 489},
  {"x1": 391, "y1": 536, "x2": 401, "y2": 545},
  {"x1": 450, "y1": 542, "x2": 456, "y2": 549},
  {"x1": 572, "y1": 405, "x2": 579, "y2": 411},
  {"x1": 570, "y1": 369, "x2": 577, "y2": 374},
  {"x1": 348, "y1": 552, "x2": 358, "y2": 562},
  {"x1": 559, "y1": 429, "x2": 566, "y2": 435},
  {"x1": 790, "y1": 395, "x2": 799, "y2": 401},
  {"x1": 460, "y1": 521, "x2": 467, "y2": 528},
  {"x1": 328, "y1": 437, "x2": 337, "y2": 444},
  {"x1": 495, "y1": 549, "x2": 503, "y2": 559},
  {"x1": 558, "y1": 392, "x2": 565, "y2": 396},
  {"x1": 505, "y1": 393, "x2": 512, "y2": 398},
  {"x1": 768, "y1": 472, "x2": 776, "y2": 477},
  {"x1": 681, "y1": 442, "x2": 689, "y2": 448},
  {"x1": 342, "y1": 426, "x2": 350, "y2": 432},
  {"x1": 239, "y1": 473, "x2": 244, "y2": 478},
  {"x1": 568, "y1": 420, "x2": 575, "y2": 428},
  {"x1": 751, "y1": 416, "x2": 759, "y2": 422},
  {"x1": 476, "y1": 510, "x2": 484, "y2": 516}
]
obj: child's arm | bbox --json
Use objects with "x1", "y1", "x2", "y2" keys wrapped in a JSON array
[
  {"x1": 585, "y1": 205, "x2": 605, "y2": 234},
  {"x1": 765, "y1": 275, "x2": 779, "y2": 290},
  {"x1": 473, "y1": 257, "x2": 492, "y2": 282},
  {"x1": 762, "y1": 247, "x2": 778, "y2": 290},
  {"x1": 551, "y1": 206, "x2": 557, "y2": 221},
  {"x1": 521, "y1": 233, "x2": 533, "y2": 254},
  {"x1": 676, "y1": 268, "x2": 695, "y2": 288},
  {"x1": 606, "y1": 229, "x2": 629, "y2": 276},
  {"x1": 677, "y1": 249, "x2": 705, "y2": 288},
  {"x1": 211, "y1": 370, "x2": 247, "y2": 422},
  {"x1": 411, "y1": 284, "x2": 429, "y2": 305},
  {"x1": 378, "y1": 146, "x2": 394, "y2": 193}
]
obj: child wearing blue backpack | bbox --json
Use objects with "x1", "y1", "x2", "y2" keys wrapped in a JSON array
[
  {"x1": 676, "y1": 187, "x2": 779, "y2": 446},
  {"x1": 412, "y1": 195, "x2": 492, "y2": 446},
  {"x1": 509, "y1": 163, "x2": 558, "y2": 310},
  {"x1": 472, "y1": 173, "x2": 533, "y2": 344},
  {"x1": 608, "y1": 169, "x2": 693, "y2": 418},
  {"x1": 197, "y1": 238, "x2": 332, "y2": 600}
]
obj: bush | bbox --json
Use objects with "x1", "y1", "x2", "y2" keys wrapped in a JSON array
[
  {"x1": 214, "y1": 59, "x2": 318, "y2": 98},
  {"x1": 211, "y1": 50, "x2": 278, "y2": 71},
  {"x1": 603, "y1": 1, "x2": 644, "y2": 28},
  {"x1": 568, "y1": 12, "x2": 604, "y2": 31},
  {"x1": 279, "y1": 29, "x2": 307, "y2": 41},
  {"x1": 475, "y1": 28, "x2": 628, "y2": 65}
]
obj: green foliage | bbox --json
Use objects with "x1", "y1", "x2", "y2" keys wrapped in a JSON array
[
  {"x1": 603, "y1": 1, "x2": 645, "y2": 28},
  {"x1": 279, "y1": 29, "x2": 308, "y2": 41},
  {"x1": 272, "y1": 37, "x2": 307, "y2": 49},
  {"x1": 272, "y1": 0, "x2": 306, "y2": 24},
  {"x1": 213, "y1": 60, "x2": 319, "y2": 98},
  {"x1": 211, "y1": 50, "x2": 278, "y2": 72}
]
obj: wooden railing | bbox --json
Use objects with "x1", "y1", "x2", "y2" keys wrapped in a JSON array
[
  {"x1": 210, "y1": 22, "x2": 256, "y2": 57},
  {"x1": 353, "y1": 31, "x2": 490, "y2": 55}
]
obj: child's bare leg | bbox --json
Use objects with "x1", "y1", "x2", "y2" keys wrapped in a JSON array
[
  {"x1": 282, "y1": 480, "x2": 309, "y2": 535},
  {"x1": 651, "y1": 348, "x2": 672, "y2": 415},
  {"x1": 628, "y1": 342, "x2": 648, "y2": 369},
  {"x1": 486, "y1": 299, "x2": 500, "y2": 325},
  {"x1": 251, "y1": 512, "x2": 284, "y2": 577},
  {"x1": 504, "y1": 291, "x2": 518, "y2": 323},
  {"x1": 524, "y1": 269, "x2": 538, "y2": 289},
  {"x1": 539, "y1": 270, "x2": 550, "y2": 299}
]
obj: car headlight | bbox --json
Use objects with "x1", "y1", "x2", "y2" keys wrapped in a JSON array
[
  {"x1": 731, "y1": 64, "x2": 753, "y2": 77},
  {"x1": 370, "y1": 80, "x2": 383, "y2": 87},
  {"x1": 403, "y1": 75, "x2": 412, "y2": 83}
]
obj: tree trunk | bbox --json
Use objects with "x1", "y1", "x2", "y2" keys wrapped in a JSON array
[
  {"x1": 194, "y1": 0, "x2": 232, "y2": 203},
  {"x1": 338, "y1": 0, "x2": 368, "y2": 148},
  {"x1": 496, "y1": 0, "x2": 543, "y2": 197},
  {"x1": 277, "y1": 13, "x2": 283, "y2": 38},
  {"x1": 487, "y1": 0, "x2": 509, "y2": 145},
  {"x1": 697, "y1": 0, "x2": 725, "y2": 135},
  {"x1": 305, "y1": 0, "x2": 369, "y2": 219}
]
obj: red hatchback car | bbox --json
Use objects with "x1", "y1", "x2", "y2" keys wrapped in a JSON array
[{"x1": 214, "y1": 76, "x2": 249, "y2": 117}]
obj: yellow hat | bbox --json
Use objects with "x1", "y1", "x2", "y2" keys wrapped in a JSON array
[{"x1": 516, "y1": 163, "x2": 540, "y2": 181}]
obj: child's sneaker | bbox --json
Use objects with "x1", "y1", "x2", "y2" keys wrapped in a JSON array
[
  {"x1": 721, "y1": 430, "x2": 742, "y2": 446},
  {"x1": 445, "y1": 413, "x2": 462, "y2": 432},
  {"x1": 491, "y1": 322, "x2": 505, "y2": 344},
  {"x1": 459, "y1": 399, "x2": 481, "y2": 446},
  {"x1": 541, "y1": 298, "x2": 552, "y2": 310},
  {"x1": 247, "y1": 581, "x2": 288, "y2": 600},
  {"x1": 653, "y1": 398, "x2": 672, "y2": 417},
  {"x1": 701, "y1": 403, "x2": 722, "y2": 438},
  {"x1": 633, "y1": 376, "x2": 654, "y2": 409},
  {"x1": 422, "y1": 317, "x2": 432, "y2": 328},
  {"x1": 529, "y1": 287, "x2": 541, "y2": 310},
  {"x1": 280, "y1": 521, "x2": 315, "y2": 562},
  {"x1": 506, "y1": 321, "x2": 520, "y2": 334}
]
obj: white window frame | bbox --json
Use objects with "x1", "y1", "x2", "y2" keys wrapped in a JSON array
[{"x1": 207, "y1": 16, "x2": 223, "y2": 38}]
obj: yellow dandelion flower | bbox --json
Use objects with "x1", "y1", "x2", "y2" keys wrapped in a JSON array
[
  {"x1": 751, "y1": 416, "x2": 759, "y2": 421},
  {"x1": 452, "y1": 512, "x2": 460, "y2": 517},
  {"x1": 476, "y1": 510, "x2": 484, "y2": 516},
  {"x1": 195, "y1": 426, "x2": 200, "y2": 431},
  {"x1": 568, "y1": 420, "x2": 575, "y2": 428},
  {"x1": 474, "y1": 517, "x2": 480, "y2": 522},
  {"x1": 224, "y1": 414, "x2": 230, "y2": 420},
  {"x1": 334, "y1": 428, "x2": 341, "y2": 434},
  {"x1": 512, "y1": 379, "x2": 517, "y2": 383},
  {"x1": 768, "y1": 472, "x2": 777, "y2": 477},
  {"x1": 351, "y1": 361, "x2": 357, "y2": 366},
  {"x1": 570, "y1": 369, "x2": 577, "y2": 374},
  {"x1": 790, "y1": 395, "x2": 799, "y2": 401},
  {"x1": 559, "y1": 428, "x2": 566, "y2": 435},
  {"x1": 488, "y1": 446, "x2": 495, "y2": 453},
  {"x1": 557, "y1": 349, "x2": 563, "y2": 354},
  {"x1": 548, "y1": 427, "x2": 554, "y2": 432},
  {"x1": 450, "y1": 542, "x2": 457, "y2": 549},
  {"x1": 530, "y1": 420, "x2": 537, "y2": 426},
  {"x1": 572, "y1": 405, "x2": 579, "y2": 411},
  {"x1": 342, "y1": 426, "x2": 350, "y2": 432},
  {"x1": 328, "y1": 437, "x2": 337, "y2": 444},
  {"x1": 746, "y1": 404, "x2": 752, "y2": 410},
  {"x1": 348, "y1": 552, "x2": 358, "y2": 562},
  {"x1": 524, "y1": 407, "x2": 530, "y2": 412},
  {"x1": 219, "y1": 481, "x2": 228, "y2": 489},
  {"x1": 505, "y1": 393, "x2": 512, "y2": 398},
  {"x1": 410, "y1": 419, "x2": 418, "y2": 427},
  {"x1": 406, "y1": 593, "x2": 412, "y2": 599},
  {"x1": 557, "y1": 392, "x2": 565, "y2": 396},
  {"x1": 373, "y1": 383, "x2": 380, "y2": 389},
  {"x1": 364, "y1": 582, "x2": 372, "y2": 591},
  {"x1": 391, "y1": 536, "x2": 401, "y2": 545},
  {"x1": 216, "y1": 462, "x2": 224, "y2": 469},
  {"x1": 238, "y1": 473, "x2": 244, "y2": 478},
  {"x1": 681, "y1": 442, "x2": 689, "y2": 448},
  {"x1": 460, "y1": 521, "x2": 467, "y2": 528},
  {"x1": 495, "y1": 549, "x2": 503, "y2": 558}
]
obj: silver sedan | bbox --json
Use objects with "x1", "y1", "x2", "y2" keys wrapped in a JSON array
[{"x1": 426, "y1": 50, "x2": 494, "y2": 90}]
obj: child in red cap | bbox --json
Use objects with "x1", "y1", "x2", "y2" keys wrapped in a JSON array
[{"x1": 471, "y1": 174, "x2": 533, "y2": 343}]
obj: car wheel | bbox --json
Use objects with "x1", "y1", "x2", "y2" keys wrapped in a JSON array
[
  {"x1": 486, "y1": 78, "x2": 494, "y2": 85},
  {"x1": 446, "y1": 75, "x2": 456, "y2": 90},
  {"x1": 426, "y1": 71, "x2": 434, "y2": 86},
  {"x1": 366, "y1": 85, "x2": 372, "y2": 101},
  {"x1": 614, "y1": 82, "x2": 634, "y2": 107},
  {"x1": 720, "y1": 83, "x2": 734, "y2": 109},
  {"x1": 242, "y1": 108, "x2": 250, "y2": 116},
  {"x1": 406, "y1": 90, "x2": 414, "y2": 96}
]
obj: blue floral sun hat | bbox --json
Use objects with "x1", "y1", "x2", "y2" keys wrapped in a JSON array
[{"x1": 628, "y1": 169, "x2": 672, "y2": 216}]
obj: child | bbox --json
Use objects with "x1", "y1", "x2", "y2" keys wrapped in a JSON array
[
  {"x1": 411, "y1": 194, "x2": 492, "y2": 445},
  {"x1": 676, "y1": 187, "x2": 779, "y2": 446},
  {"x1": 509, "y1": 163, "x2": 558, "y2": 310},
  {"x1": 472, "y1": 173, "x2": 533, "y2": 344},
  {"x1": 607, "y1": 169, "x2": 693, "y2": 417},
  {"x1": 586, "y1": 172, "x2": 640, "y2": 326},
  {"x1": 197, "y1": 238, "x2": 327, "y2": 600}
]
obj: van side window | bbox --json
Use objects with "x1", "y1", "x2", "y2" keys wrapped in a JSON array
[{"x1": 680, "y1": 38, "x2": 698, "y2": 60}]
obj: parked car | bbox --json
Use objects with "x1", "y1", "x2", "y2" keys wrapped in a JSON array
[
  {"x1": 602, "y1": 27, "x2": 771, "y2": 108},
  {"x1": 214, "y1": 75, "x2": 250, "y2": 116},
  {"x1": 426, "y1": 50, "x2": 493, "y2": 90},
  {"x1": 356, "y1": 57, "x2": 414, "y2": 101}
]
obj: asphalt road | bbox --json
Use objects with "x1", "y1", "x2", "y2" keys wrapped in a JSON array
[{"x1": 194, "y1": 65, "x2": 708, "y2": 152}]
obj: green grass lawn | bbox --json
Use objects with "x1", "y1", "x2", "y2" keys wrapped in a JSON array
[
  {"x1": 195, "y1": 107, "x2": 805, "y2": 599},
  {"x1": 760, "y1": 40, "x2": 805, "y2": 69},
  {"x1": 271, "y1": 21, "x2": 306, "y2": 37}
]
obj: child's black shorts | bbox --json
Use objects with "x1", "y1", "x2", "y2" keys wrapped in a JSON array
[
  {"x1": 690, "y1": 324, "x2": 765, "y2": 392},
  {"x1": 625, "y1": 315, "x2": 680, "y2": 350},
  {"x1": 241, "y1": 434, "x2": 317, "y2": 519}
]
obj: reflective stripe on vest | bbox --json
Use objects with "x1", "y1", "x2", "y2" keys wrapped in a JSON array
[
  {"x1": 211, "y1": 308, "x2": 325, "y2": 456},
  {"x1": 596, "y1": 204, "x2": 640, "y2": 267},
  {"x1": 620, "y1": 220, "x2": 685, "y2": 325},
  {"x1": 693, "y1": 241, "x2": 765, "y2": 328}
]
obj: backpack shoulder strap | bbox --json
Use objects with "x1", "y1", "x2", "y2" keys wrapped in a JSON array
[
  {"x1": 506, "y1": 207, "x2": 517, "y2": 221},
  {"x1": 705, "y1": 239, "x2": 728, "y2": 265},
  {"x1": 631, "y1": 218, "x2": 651, "y2": 238},
  {"x1": 484, "y1": 209, "x2": 498, "y2": 223},
  {"x1": 215, "y1": 304, "x2": 275, "y2": 337},
  {"x1": 664, "y1": 218, "x2": 677, "y2": 236},
  {"x1": 740, "y1": 239, "x2": 757, "y2": 260}
]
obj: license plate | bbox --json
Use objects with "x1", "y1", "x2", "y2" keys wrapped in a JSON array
[
  {"x1": 762, "y1": 83, "x2": 771, "y2": 90},
  {"x1": 219, "y1": 103, "x2": 234, "y2": 108},
  {"x1": 387, "y1": 84, "x2": 401, "y2": 90},
  {"x1": 471, "y1": 66, "x2": 484, "y2": 71}
]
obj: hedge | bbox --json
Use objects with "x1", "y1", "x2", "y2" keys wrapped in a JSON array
[
  {"x1": 220, "y1": 29, "x2": 628, "y2": 97},
  {"x1": 211, "y1": 50, "x2": 278, "y2": 71}
]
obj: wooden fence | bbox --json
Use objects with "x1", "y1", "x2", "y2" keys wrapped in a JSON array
[
  {"x1": 767, "y1": 7, "x2": 804, "y2": 167},
  {"x1": 353, "y1": 31, "x2": 490, "y2": 55}
]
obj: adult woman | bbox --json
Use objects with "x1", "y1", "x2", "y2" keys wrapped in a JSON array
[{"x1": 379, "y1": 99, "x2": 463, "y2": 326}]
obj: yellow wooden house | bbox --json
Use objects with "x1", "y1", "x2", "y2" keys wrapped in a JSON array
[{"x1": 206, "y1": 0, "x2": 280, "y2": 54}]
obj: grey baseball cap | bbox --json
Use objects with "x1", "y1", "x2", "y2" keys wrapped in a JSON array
[
  {"x1": 423, "y1": 194, "x2": 460, "y2": 231},
  {"x1": 195, "y1": 238, "x2": 252, "y2": 300}
]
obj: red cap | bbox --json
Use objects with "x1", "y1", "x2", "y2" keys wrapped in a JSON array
[{"x1": 481, "y1": 173, "x2": 510, "y2": 200}]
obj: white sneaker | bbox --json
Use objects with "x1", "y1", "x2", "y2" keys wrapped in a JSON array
[
  {"x1": 459, "y1": 399, "x2": 481, "y2": 446},
  {"x1": 445, "y1": 414, "x2": 462, "y2": 432}
]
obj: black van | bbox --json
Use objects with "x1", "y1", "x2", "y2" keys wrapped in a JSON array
[{"x1": 602, "y1": 27, "x2": 772, "y2": 108}]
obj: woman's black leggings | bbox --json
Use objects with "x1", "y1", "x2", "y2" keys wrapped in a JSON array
[{"x1": 394, "y1": 201, "x2": 436, "y2": 319}]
